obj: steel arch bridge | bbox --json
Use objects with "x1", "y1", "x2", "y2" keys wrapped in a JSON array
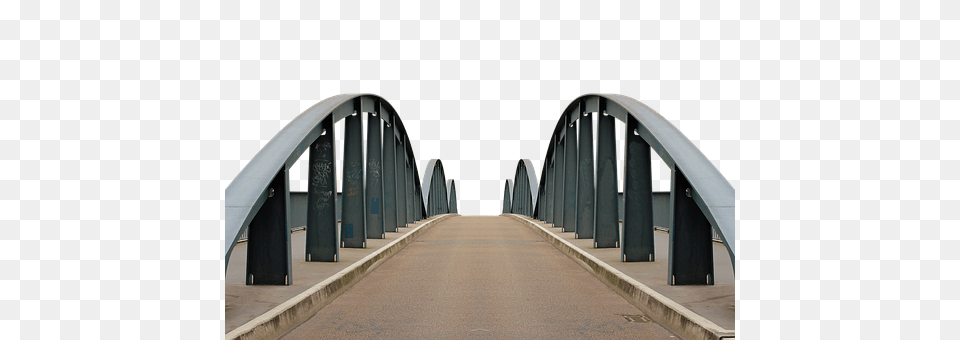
[
  {"x1": 421, "y1": 159, "x2": 458, "y2": 218},
  {"x1": 501, "y1": 160, "x2": 538, "y2": 216},
  {"x1": 224, "y1": 94, "x2": 458, "y2": 285},
  {"x1": 503, "y1": 94, "x2": 735, "y2": 286}
]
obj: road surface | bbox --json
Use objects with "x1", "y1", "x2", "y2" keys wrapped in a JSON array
[{"x1": 282, "y1": 215, "x2": 678, "y2": 339}]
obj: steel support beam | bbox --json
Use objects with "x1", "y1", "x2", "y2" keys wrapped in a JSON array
[
  {"x1": 306, "y1": 116, "x2": 338, "y2": 262},
  {"x1": 382, "y1": 114, "x2": 397, "y2": 233},
  {"x1": 404, "y1": 135, "x2": 415, "y2": 224},
  {"x1": 537, "y1": 165, "x2": 547, "y2": 220},
  {"x1": 563, "y1": 111, "x2": 578, "y2": 233},
  {"x1": 341, "y1": 105, "x2": 366, "y2": 248},
  {"x1": 595, "y1": 101, "x2": 618, "y2": 248},
  {"x1": 395, "y1": 136, "x2": 407, "y2": 228},
  {"x1": 513, "y1": 160, "x2": 538, "y2": 217},
  {"x1": 502, "y1": 180, "x2": 512, "y2": 214},
  {"x1": 576, "y1": 104, "x2": 595, "y2": 239},
  {"x1": 366, "y1": 105, "x2": 384, "y2": 239},
  {"x1": 545, "y1": 147, "x2": 555, "y2": 223},
  {"x1": 413, "y1": 164, "x2": 423, "y2": 220},
  {"x1": 668, "y1": 167, "x2": 715, "y2": 285},
  {"x1": 553, "y1": 134, "x2": 564, "y2": 228},
  {"x1": 511, "y1": 169, "x2": 525, "y2": 215},
  {"x1": 623, "y1": 116, "x2": 654, "y2": 261},
  {"x1": 447, "y1": 180, "x2": 458, "y2": 214},
  {"x1": 246, "y1": 166, "x2": 292, "y2": 285},
  {"x1": 413, "y1": 183, "x2": 420, "y2": 220}
]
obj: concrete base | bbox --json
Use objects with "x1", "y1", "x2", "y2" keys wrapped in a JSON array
[
  {"x1": 508, "y1": 214, "x2": 735, "y2": 340},
  {"x1": 225, "y1": 214, "x2": 453, "y2": 340}
]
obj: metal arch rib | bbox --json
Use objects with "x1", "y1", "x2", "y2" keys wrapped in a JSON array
[
  {"x1": 517, "y1": 159, "x2": 539, "y2": 208},
  {"x1": 561, "y1": 94, "x2": 736, "y2": 265},
  {"x1": 224, "y1": 93, "x2": 405, "y2": 271},
  {"x1": 421, "y1": 159, "x2": 437, "y2": 210},
  {"x1": 446, "y1": 179, "x2": 455, "y2": 201},
  {"x1": 502, "y1": 179, "x2": 513, "y2": 213},
  {"x1": 421, "y1": 159, "x2": 448, "y2": 214},
  {"x1": 446, "y1": 179, "x2": 458, "y2": 213}
]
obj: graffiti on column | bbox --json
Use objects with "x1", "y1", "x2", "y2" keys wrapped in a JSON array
[
  {"x1": 369, "y1": 161, "x2": 381, "y2": 186},
  {"x1": 312, "y1": 142, "x2": 334, "y2": 213},
  {"x1": 317, "y1": 191, "x2": 331, "y2": 210},
  {"x1": 346, "y1": 161, "x2": 361, "y2": 197},
  {"x1": 313, "y1": 160, "x2": 332, "y2": 186}
]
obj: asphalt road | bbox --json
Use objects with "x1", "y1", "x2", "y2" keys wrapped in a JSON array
[{"x1": 281, "y1": 215, "x2": 678, "y2": 339}]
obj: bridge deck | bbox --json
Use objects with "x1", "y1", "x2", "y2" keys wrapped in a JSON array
[
  {"x1": 526, "y1": 216, "x2": 735, "y2": 330},
  {"x1": 227, "y1": 215, "x2": 734, "y2": 339},
  {"x1": 281, "y1": 216, "x2": 677, "y2": 339},
  {"x1": 225, "y1": 219, "x2": 430, "y2": 333}
]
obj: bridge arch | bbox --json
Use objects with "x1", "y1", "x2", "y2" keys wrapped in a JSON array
[
  {"x1": 508, "y1": 159, "x2": 538, "y2": 217},
  {"x1": 225, "y1": 94, "x2": 455, "y2": 285},
  {"x1": 447, "y1": 180, "x2": 458, "y2": 214},
  {"x1": 422, "y1": 159, "x2": 453, "y2": 217},
  {"x1": 501, "y1": 179, "x2": 513, "y2": 214},
  {"x1": 520, "y1": 94, "x2": 735, "y2": 285}
]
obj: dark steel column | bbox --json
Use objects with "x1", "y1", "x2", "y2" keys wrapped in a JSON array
[
  {"x1": 246, "y1": 166, "x2": 292, "y2": 285},
  {"x1": 426, "y1": 171, "x2": 450, "y2": 217},
  {"x1": 668, "y1": 167, "x2": 715, "y2": 285},
  {"x1": 366, "y1": 105, "x2": 384, "y2": 239},
  {"x1": 563, "y1": 113, "x2": 578, "y2": 233},
  {"x1": 553, "y1": 134, "x2": 565, "y2": 229},
  {"x1": 413, "y1": 183, "x2": 420, "y2": 220},
  {"x1": 404, "y1": 135, "x2": 415, "y2": 224},
  {"x1": 514, "y1": 162, "x2": 533, "y2": 216},
  {"x1": 622, "y1": 116, "x2": 654, "y2": 262},
  {"x1": 381, "y1": 114, "x2": 397, "y2": 233},
  {"x1": 395, "y1": 136, "x2": 407, "y2": 228},
  {"x1": 537, "y1": 165, "x2": 547, "y2": 220},
  {"x1": 502, "y1": 180, "x2": 512, "y2": 213},
  {"x1": 594, "y1": 102, "x2": 618, "y2": 248},
  {"x1": 545, "y1": 149, "x2": 555, "y2": 223},
  {"x1": 341, "y1": 105, "x2": 366, "y2": 248},
  {"x1": 448, "y1": 181, "x2": 458, "y2": 213},
  {"x1": 306, "y1": 116, "x2": 338, "y2": 262},
  {"x1": 413, "y1": 165, "x2": 423, "y2": 220},
  {"x1": 576, "y1": 104, "x2": 595, "y2": 239}
]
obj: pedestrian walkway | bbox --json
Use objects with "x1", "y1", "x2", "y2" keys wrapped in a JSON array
[
  {"x1": 225, "y1": 218, "x2": 436, "y2": 333},
  {"x1": 511, "y1": 214, "x2": 735, "y2": 332}
]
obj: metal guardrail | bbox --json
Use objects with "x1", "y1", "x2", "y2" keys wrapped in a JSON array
[
  {"x1": 514, "y1": 94, "x2": 735, "y2": 285},
  {"x1": 617, "y1": 191, "x2": 723, "y2": 243},
  {"x1": 225, "y1": 94, "x2": 457, "y2": 285},
  {"x1": 237, "y1": 226, "x2": 305, "y2": 244},
  {"x1": 236, "y1": 191, "x2": 340, "y2": 243},
  {"x1": 510, "y1": 187, "x2": 723, "y2": 244},
  {"x1": 651, "y1": 227, "x2": 722, "y2": 243}
]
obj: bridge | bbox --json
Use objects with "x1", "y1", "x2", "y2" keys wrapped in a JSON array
[{"x1": 225, "y1": 94, "x2": 735, "y2": 340}]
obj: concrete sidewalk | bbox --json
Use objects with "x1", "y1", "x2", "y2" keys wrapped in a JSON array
[
  {"x1": 509, "y1": 214, "x2": 735, "y2": 339},
  {"x1": 225, "y1": 215, "x2": 450, "y2": 337}
]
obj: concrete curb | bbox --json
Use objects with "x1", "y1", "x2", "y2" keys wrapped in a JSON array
[
  {"x1": 226, "y1": 214, "x2": 454, "y2": 340},
  {"x1": 507, "y1": 214, "x2": 735, "y2": 340}
]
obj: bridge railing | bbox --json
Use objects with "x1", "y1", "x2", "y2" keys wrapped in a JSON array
[
  {"x1": 236, "y1": 191, "x2": 352, "y2": 243},
  {"x1": 225, "y1": 94, "x2": 455, "y2": 285},
  {"x1": 505, "y1": 94, "x2": 735, "y2": 285}
]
